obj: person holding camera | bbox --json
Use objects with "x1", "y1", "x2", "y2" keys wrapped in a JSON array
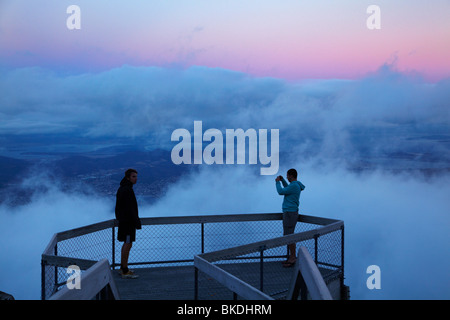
[{"x1": 275, "y1": 168, "x2": 305, "y2": 267}]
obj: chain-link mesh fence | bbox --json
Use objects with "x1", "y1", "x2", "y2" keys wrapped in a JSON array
[
  {"x1": 41, "y1": 214, "x2": 344, "y2": 300},
  {"x1": 195, "y1": 222, "x2": 343, "y2": 300}
]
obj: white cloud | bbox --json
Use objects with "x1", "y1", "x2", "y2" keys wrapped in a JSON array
[
  {"x1": 1, "y1": 64, "x2": 449, "y2": 166},
  {"x1": 0, "y1": 64, "x2": 449, "y2": 300},
  {"x1": 0, "y1": 175, "x2": 113, "y2": 299}
]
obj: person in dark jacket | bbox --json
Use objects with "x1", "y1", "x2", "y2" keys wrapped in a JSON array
[{"x1": 115, "y1": 168, "x2": 141, "y2": 278}]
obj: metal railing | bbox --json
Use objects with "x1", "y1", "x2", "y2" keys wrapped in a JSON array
[
  {"x1": 194, "y1": 215, "x2": 344, "y2": 300},
  {"x1": 41, "y1": 213, "x2": 344, "y2": 300},
  {"x1": 287, "y1": 247, "x2": 333, "y2": 300}
]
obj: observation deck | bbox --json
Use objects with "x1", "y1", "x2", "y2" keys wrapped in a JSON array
[{"x1": 41, "y1": 213, "x2": 349, "y2": 300}]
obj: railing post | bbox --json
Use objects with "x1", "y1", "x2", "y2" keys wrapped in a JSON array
[
  {"x1": 41, "y1": 259, "x2": 46, "y2": 300},
  {"x1": 341, "y1": 225, "x2": 345, "y2": 289},
  {"x1": 341, "y1": 225, "x2": 345, "y2": 271},
  {"x1": 194, "y1": 267, "x2": 198, "y2": 300},
  {"x1": 53, "y1": 243, "x2": 58, "y2": 295},
  {"x1": 112, "y1": 221, "x2": 116, "y2": 269},
  {"x1": 259, "y1": 245, "x2": 266, "y2": 292},
  {"x1": 314, "y1": 234, "x2": 319, "y2": 264},
  {"x1": 201, "y1": 223, "x2": 205, "y2": 254}
]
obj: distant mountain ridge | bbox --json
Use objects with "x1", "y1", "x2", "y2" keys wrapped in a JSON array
[{"x1": 0, "y1": 149, "x2": 191, "y2": 206}]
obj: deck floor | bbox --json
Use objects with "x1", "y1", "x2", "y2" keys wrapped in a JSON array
[{"x1": 112, "y1": 261, "x2": 298, "y2": 300}]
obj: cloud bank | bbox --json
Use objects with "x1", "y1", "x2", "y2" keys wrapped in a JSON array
[
  {"x1": 0, "y1": 65, "x2": 449, "y2": 299},
  {"x1": 1, "y1": 64, "x2": 449, "y2": 167}
]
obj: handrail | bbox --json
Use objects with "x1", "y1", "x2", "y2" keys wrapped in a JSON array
[
  {"x1": 194, "y1": 217, "x2": 343, "y2": 300},
  {"x1": 199, "y1": 220, "x2": 343, "y2": 262},
  {"x1": 287, "y1": 246, "x2": 333, "y2": 300},
  {"x1": 42, "y1": 212, "x2": 344, "y2": 300},
  {"x1": 194, "y1": 255, "x2": 274, "y2": 300},
  {"x1": 49, "y1": 259, "x2": 120, "y2": 300},
  {"x1": 56, "y1": 220, "x2": 115, "y2": 242},
  {"x1": 41, "y1": 213, "x2": 336, "y2": 260}
]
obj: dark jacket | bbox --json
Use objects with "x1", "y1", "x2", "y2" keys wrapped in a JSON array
[{"x1": 115, "y1": 177, "x2": 141, "y2": 229}]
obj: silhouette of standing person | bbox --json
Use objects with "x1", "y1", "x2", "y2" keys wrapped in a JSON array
[
  {"x1": 275, "y1": 168, "x2": 305, "y2": 267},
  {"x1": 115, "y1": 169, "x2": 141, "y2": 278}
]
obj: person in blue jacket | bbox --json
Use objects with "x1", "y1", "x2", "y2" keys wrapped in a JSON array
[{"x1": 275, "y1": 168, "x2": 305, "y2": 267}]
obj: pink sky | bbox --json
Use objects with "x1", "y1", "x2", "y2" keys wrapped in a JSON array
[{"x1": 1, "y1": 0, "x2": 449, "y2": 81}]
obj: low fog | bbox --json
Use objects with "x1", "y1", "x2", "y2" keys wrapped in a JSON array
[
  {"x1": 0, "y1": 162, "x2": 449, "y2": 299},
  {"x1": 142, "y1": 162, "x2": 450, "y2": 300}
]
